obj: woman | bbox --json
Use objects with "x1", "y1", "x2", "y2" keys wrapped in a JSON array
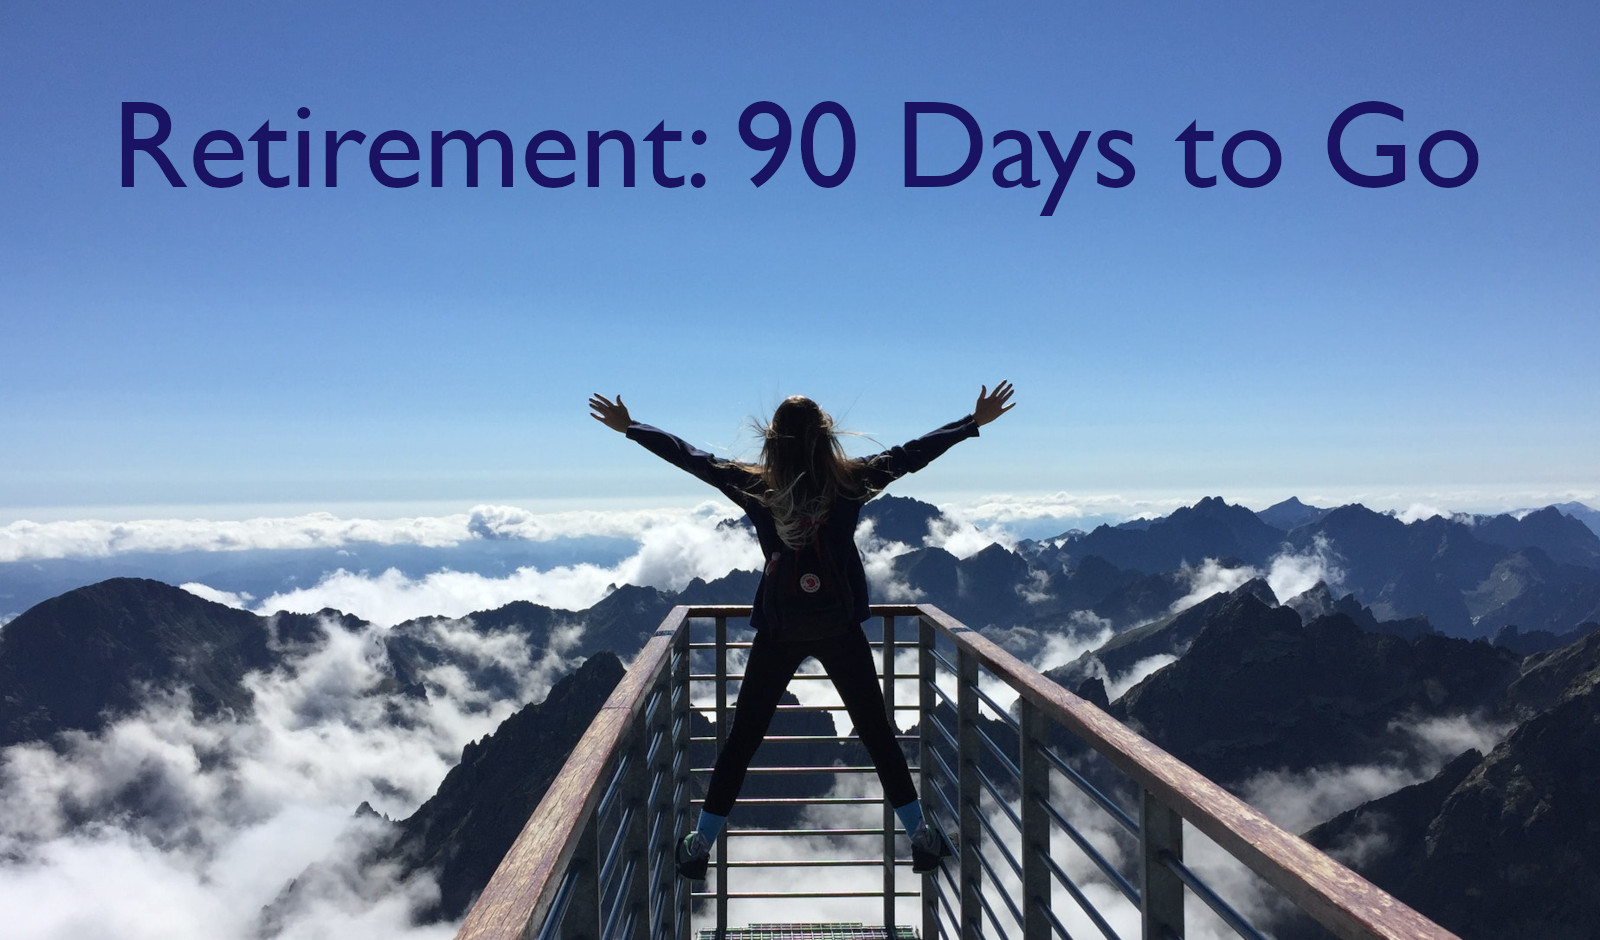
[{"x1": 588, "y1": 381, "x2": 1015, "y2": 879}]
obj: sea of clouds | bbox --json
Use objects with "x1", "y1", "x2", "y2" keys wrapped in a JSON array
[
  {"x1": 0, "y1": 606, "x2": 583, "y2": 939},
  {"x1": 0, "y1": 494, "x2": 1537, "y2": 937}
]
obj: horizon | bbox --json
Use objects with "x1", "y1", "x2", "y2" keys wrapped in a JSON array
[{"x1": 4, "y1": 484, "x2": 1597, "y2": 526}]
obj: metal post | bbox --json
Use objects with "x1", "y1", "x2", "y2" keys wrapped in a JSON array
[
  {"x1": 619, "y1": 724, "x2": 650, "y2": 940},
  {"x1": 1019, "y1": 700, "x2": 1050, "y2": 940},
  {"x1": 714, "y1": 615, "x2": 730, "y2": 935},
  {"x1": 1141, "y1": 789, "x2": 1184, "y2": 940},
  {"x1": 918, "y1": 616, "x2": 939, "y2": 940},
  {"x1": 566, "y1": 814, "x2": 602, "y2": 940},
  {"x1": 881, "y1": 614, "x2": 897, "y2": 933},
  {"x1": 956, "y1": 645, "x2": 983, "y2": 939},
  {"x1": 643, "y1": 667, "x2": 675, "y2": 940},
  {"x1": 672, "y1": 627, "x2": 692, "y2": 940}
]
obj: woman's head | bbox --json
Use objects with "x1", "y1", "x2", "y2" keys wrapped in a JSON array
[
  {"x1": 761, "y1": 396, "x2": 836, "y2": 477},
  {"x1": 754, "y1": 396, "x2": 861, "y2": 544}
]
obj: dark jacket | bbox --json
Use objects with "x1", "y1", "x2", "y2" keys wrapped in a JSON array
[{"x1": 625, "y1": 416, "x2": 980, "y2": 629}]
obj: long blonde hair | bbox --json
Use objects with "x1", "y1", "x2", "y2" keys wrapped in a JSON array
[{"x1": 740, "y1": 396, "x2": 869, "y2": 548}]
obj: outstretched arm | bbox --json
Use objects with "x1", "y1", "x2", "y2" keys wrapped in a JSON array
[
  {"x1": 861, "y1": 381, "x2": 1016, "y2": 489},
  {"x1": 973, "y1": 380, "x2": 1016, "y2": 427},
  {"x1": 590, "y1": 394, "x2": 755, "y2": 505},
  {"x1": 589, "y1": 393, "x2": 634, "y2": 432}
]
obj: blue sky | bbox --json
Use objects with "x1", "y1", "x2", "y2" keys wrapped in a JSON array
[{"x1": 4, "y1": 1, "x2": 1597, "y2": 521}]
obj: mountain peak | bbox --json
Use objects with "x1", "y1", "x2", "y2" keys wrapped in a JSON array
[{"x1": 0, "y1": 578, "x2": 274, "y2": 747}]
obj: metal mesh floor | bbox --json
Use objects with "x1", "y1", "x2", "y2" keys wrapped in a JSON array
[{"x1": 696, "y1": 925, "x2": 916, "y2": 940}]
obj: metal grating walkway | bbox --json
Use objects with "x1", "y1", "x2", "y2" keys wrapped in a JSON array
[{"x1": 695, "y1": 925, "x2": 915, "y2": 940}]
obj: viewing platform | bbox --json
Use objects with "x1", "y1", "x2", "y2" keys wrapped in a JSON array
[{"x1": 452, "y1": 605, "x2": 1462, "y2": 940}]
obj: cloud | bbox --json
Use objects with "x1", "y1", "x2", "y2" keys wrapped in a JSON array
[
  {"x1": 1161, "y1": 536, "x2": 1343, "y2": 621},
  {"x1": 201, "y1": 512, "x2": 763, "y2": 628},
  {"x1": 856, "y1": 520, "x2": 922, "y2": 604},
  {"x1": 0, "y1": 501, "x2": 746, "y2": 563},
  {"x1": 1394, "y1": 502, "x2": 1447, "y2": 524},
  {"x1": 1168, "y1": 559, "x2": 1257, "y2": 615},
  {"x1": 1235, "y1": 712, "x2": 1511, "y2": 837},
  {"x1": 181, "y1": 582, "x2": 255, "y2": 608},
  {"x1": 941, "y1": 491, "x2": 1190, "y2": 527},
  {"x1": 921, "y1": 510, "x2": 1013, "y2": 559},
  {"x1": 1265, "y1": 534, "x2": 1345, "y2": 601},
  {"x1": 0, "y1": 609, "x2": 582, "y2": 938}
]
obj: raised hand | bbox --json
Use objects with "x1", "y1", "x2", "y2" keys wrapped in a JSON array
[
  {"x1": 589, "y1": 393, "x2": 634, "y2": 432},
  {"x1": 972, "y1": 380, "x2": 1016, "y2": 427}
]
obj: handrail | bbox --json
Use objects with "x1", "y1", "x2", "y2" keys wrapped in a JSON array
[
  {"x1": 911, "y1": 604, "x2": 1459, "y2": 940},
  {"x1": 453, "y1": 603, "x2": 1461, "y2": 940},
  {"x1": 454, "y1": 610, "x2": 690, "y2": 940}
]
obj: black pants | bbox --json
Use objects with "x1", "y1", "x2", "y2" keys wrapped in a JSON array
[{"x1": 703, "y1": 624, "x2": 917, "y2": 816}]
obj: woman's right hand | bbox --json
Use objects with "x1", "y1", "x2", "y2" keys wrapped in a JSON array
[
  {"x1": 589, "y1": 393, "x2": 634, "y2": 432},
  {"x1": 973, "y1": 381, "x2": 1015, "y2": 427}
]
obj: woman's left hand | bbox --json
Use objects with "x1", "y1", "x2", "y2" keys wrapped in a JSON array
[
  {"x1": 973, "y1": 381, "x2": 1016, "y2": 427},
  {"x1": 589, "y1": 393, "x2": 634, "y2": 432}
]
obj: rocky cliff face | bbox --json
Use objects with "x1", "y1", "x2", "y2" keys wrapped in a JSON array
[
  {"x1": 0, "y1": 578, "x2": 279, "y2": 747},
  {"x1": 1305, "y1": 631, "x2": 1600, "y2": 940},
  {"x1": 1109, "y1": 592, "x2": 1520, "y2": 787},
  {"x1": 385, "y1": 652, "x2": 628, "y2": 922}
]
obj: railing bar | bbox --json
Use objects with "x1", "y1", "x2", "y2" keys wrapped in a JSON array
[
  {"x1": 689, "y1": 765, "x2": 888, "y2": 774},
  {"x1": 688, "y1": 671, "x2": 925, "y2": 681},
  {"x1": 1039, "y1": 899, "x2": 1080, "y2": 940},
  {"x1": 687, "y1": 703, "x2": 912, "y2": 714},
  {"x1": 925, "y1": 677, "x2": 957, "y2": 713},
  {"x1": 977, "y1": 846, "x2": 1028, "y2": 935},
  {"x1": 972, "y1": 722, "x2": 1024, "y2": 783},
  {"x1": 722, "y1": 827, "x2": 887, "y2": 837},
  {"x1": 725, "y1": 858, "x2": 905, "y2": 868},
  {"x1": 928, "y1": 703, "x2": 960, "y2": 742},
  {"x1": 1035, "y1": 793, "x2": 1140, "y2": 904},
  {"x1": 598, "y1": 857, "x2": 634, "y2": 940},
  {"x1": 976, "y1": 764, "x2": 1024, "y2": 832},
  {"x1": 926, "y1": 743, "x2": 960, "y2": 800},
  {"x1": 1034, "y1": 739, "x2": 1140, "y2": 835},
  {"x1": 595, "y1": 804, "x2": 633, "y2": 889},
  {"x1": 691, "y1": 796, "x2": 885, "y2": 805},
  {"x1": 1040, "y1": 849, "x2": 1128, "y2": 940},
  {"x1": 1164, "y1": 851, "x2": 1272, "y2": 940},
  {"x1": 933, "y1": 880, "x2": 959, "y2": 940},
  {"x1": 974, "y1": 804, "x2": 1025, "y2": 883},
  {"x1": 687, "y1": 734, "x2": 917, "y2": 744},
  {"x1": 531, "y1": 865, "x2": 582, "y2": 940},
  {"x1": 646, "y1": 770, "x2": 666, "y2": 813},
  {"x1": 929, "y1": 646, "x2": 958, "y2": 676},
  {"x1": 976, "y1": 724, "x2": 1024, "y2": 782},
  {"x1": 594, "y1": 753, "x2": 632, "y2": 822},
  {"x1": 927, "y1": 710, "x2": 960, "y2": 753},
  {"x1": 973, "y1": 872, "x2": 1017, "y2": 940},
  {"x1": 972, "y1": 683, "x2": 1021, "y2": 730},
  {"x1": 687, "y1": 891, "x2": 922, "y2": 900}
]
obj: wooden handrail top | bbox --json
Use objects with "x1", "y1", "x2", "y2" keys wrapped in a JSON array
[{"x1": 453, "y1": 608, "x2": 689, "y2": 940}]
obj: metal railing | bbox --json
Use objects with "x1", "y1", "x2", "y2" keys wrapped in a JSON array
[{"x1": 454, "y1": 604, "x2": 1462, "y2": 940}]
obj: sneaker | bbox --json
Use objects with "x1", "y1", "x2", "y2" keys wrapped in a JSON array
[
  {"x1": 676, "y1": 831, "x2": 710, "y2": 881},
  {"x1": 910, "y1": 821, "x2": 952, "y2": 873}
]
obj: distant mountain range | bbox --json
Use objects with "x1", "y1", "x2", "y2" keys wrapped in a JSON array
[{"x1": 3, "y1": 494, "x2": 1600, "y2": 937}]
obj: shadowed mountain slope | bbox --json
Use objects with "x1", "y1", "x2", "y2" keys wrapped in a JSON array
[
  {"x1": 1304, "y1": 631, "x2": 1600, "y2": 940},
  {"x1": 0, "y1": 578, "x2": 286, "y2": 747},
  {"x1": 1109, "y1": 593, "x2": 1520, "y2": 786}
]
